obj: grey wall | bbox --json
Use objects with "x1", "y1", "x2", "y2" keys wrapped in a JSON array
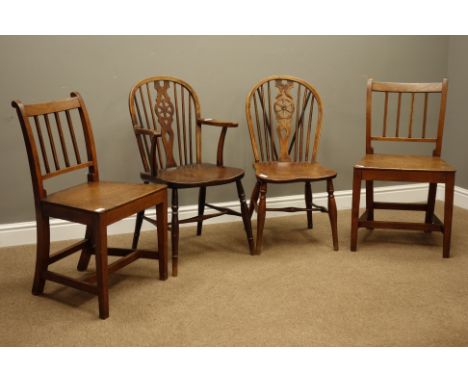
[
  {"x1": 0, "y1": 36, "x2": 450, "y2": 224},
  {"x1": 446, "y1": 36, "x2": 468, "y2": 189}
]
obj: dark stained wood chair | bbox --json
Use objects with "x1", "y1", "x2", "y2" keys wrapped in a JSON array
[
  {"x1": 129, "y1": 76, "x2": 255, "y2": 276},
  {"x1": 350, "y1": 79, "x2": 456, "y2": 258},
  {"x1": 245, "y1": 75, "x2": 339, "y2": 254},
  {"x1": 12, "y1": 92, "x2": 168, "y2": 319}
]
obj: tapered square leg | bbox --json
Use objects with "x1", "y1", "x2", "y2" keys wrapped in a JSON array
[
  {"x1": 77, "y1": 225, "x2": 93, "y2": 271},
  {"x1": 365, "y1": 180, "x2": 374, "y2": 229},
  {"x1": 171, "y1": 188, "x2": 179, "y2": 277},
  {"x1": 132, "y1": 210, "x2": 145, "y2": 249},
  {"x1": 236, "y1": 179, "x2": 255, "y2": 254},
  {"x1": 443, "y1": 175, "x2": 455, "y2": 258},
  {"x1": 350, "y1": 168, "x2": 362, "y2": 251},
  {"x1": 32, "y1": 213, "x2": 50, "y2": 295},
  {"x1": 93, "y1": 220, "x2": 109, "y2": 320},
  {"x1": 156, "y1": 197, "x2": 169, "y2": 280},
  {"x1": 327, "y1": 179, "x2": 339, "y2": 251}
]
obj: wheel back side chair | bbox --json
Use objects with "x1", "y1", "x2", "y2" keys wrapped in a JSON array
[
  {"x1": 245, "y1": 75, "x2": 339, "y2": 254},
  {"x1": 12, "y1": 92, "x2": 168, "y2": 319},
  {"x1": 350, "y1": 79, "x2": 456, "y2": 258},
  {"x1": 129, "y1": 76, "x2": 255, "y2": 276}
]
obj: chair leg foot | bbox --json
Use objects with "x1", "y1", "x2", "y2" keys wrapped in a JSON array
[
  {"x1": 255, "y1": 182, "x2": 267, "y2": 254},
  {"x1": 171, "y1": 188, "x2": 179, "y2": 276}
]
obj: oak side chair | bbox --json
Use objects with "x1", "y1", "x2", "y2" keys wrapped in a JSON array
[
  {"x1": 245, "y1": 75, "x2": 339, "y2": 254},
  {"x1": 350, "y1": 79, "x2": 456, "y2": 258},
  {"x1": 12, "y1": 92, "x2": 168, "y2": 319},
  {"x1": 129, "y1": 76, "x2": 255, "y2": 276}
]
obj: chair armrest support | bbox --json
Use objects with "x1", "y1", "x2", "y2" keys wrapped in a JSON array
[
  {"x1": 216, "y1": 127, "x2": 229, "y2": 166},
  {"x1": 133, "y1": 126, "x2": 161, "y2": 176},
  {"x1": 197, "y1": 119, "x2": 237, "y2": 166},
  {"x1": 197, "y1": 118, "x2": 238, "y2": 128}
]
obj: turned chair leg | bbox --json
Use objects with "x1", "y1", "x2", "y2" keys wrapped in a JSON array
[
  {"x1": 305, "y1": 181, "x2": 313, "y2": 229},
  {"x1": 425, "y1": 183, "x2": 438, "y2": 231},
  {"x1": 350, "y1": 168, "x2": 362, "y2": 251},
  {"x1": 93, "y1": 220, "x2": 109, "y2": 320},
  {"x1": 131, "y1": 210, "x2": 145, "y2": 249},
  {"x1": 236, "y1": 179, "x2": 255, "y2": 255},
  {"x1": 327, "y1": 179, "x2": 339, "y2": 251},
  {"x1": 249, "y1": 181, "x2": 261, "y2": 218},
  {"x1": 365, "y1": 180, "x2": 374, "y2": 229},
  {"x1": 443, "y1": 176, "x2": 455, "y2": 259},
  {"x1": 77, "y1": 225, "x2": 93, "y2": 271},
  {"x1": 196, "y1": 186, "x2": 206, "y2": 236},
  {"x1": 255, "y1": 182, "x2": 267, "y2": 254},
  {"x1": 32, "y1": 213, "x2": 50, "y2": 295},
  {"x1": 156, "y1": 199, "x2": 169, "y2": 280},
  {"x1": 171, "y1": 188, "x2": 179, "y2": 277}
]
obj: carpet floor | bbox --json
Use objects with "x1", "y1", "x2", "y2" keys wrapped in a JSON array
[{"x1": 1, "y1": 205, "x2": 468, "y2": 346}]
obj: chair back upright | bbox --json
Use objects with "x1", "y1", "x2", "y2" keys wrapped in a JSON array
[
  {"x1": 365, "y1": 79, "x2": 448, "y2": 156},
  {"x1": 12, "y1": 92, "x2": 99, "y2": 208}
]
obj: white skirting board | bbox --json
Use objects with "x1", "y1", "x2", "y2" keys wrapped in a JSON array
[{"x1": 1, "y1": 183, "x2": 467, "y2": 247}]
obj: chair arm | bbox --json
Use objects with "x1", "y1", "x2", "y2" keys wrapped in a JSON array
[
  {"x1": 197, "y1": 118, "x2": 238, "y2": 128},
  {"x1": 133, "y1": 126, "x2": 161, "y2": 176},
  {"x1": 197, "y1": 119, "x2": 237, "y2": 166}
]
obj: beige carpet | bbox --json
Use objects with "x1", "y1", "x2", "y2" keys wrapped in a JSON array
[{"x1": 1, "y1": 205, "x2": 468, "y2": 346}]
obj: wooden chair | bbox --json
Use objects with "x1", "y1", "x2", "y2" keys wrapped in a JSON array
[
  {"x1": 129, "y1": 76, "x2": 255, "y2": 276},
  {"x1": 350, "y1": 79, "x2": 456, "y2": 258},
  {"x1": 245, "y1": 75, "x2": 339, "y2": 254},
  {"x1": 12, "y1": 92, "x2": 168, "y2": 319}
]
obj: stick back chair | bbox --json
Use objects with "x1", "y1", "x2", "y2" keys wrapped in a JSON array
[
  {"x1": 245, "y1": 75, "x2": 338, "y2": 254},
  {"x1": 350, "y1": 79, "x2": 456, "y2": 258},
  {"x1": 12, "y1": 92, "x2": 168, "y2": 319},
  {"x1": 129, "y1": 76, "x2": 255, "y2": 276}
]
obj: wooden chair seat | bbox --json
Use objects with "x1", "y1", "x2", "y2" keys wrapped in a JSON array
[
  {"x1": 355, "y1": 154, "x2": 455, "y2": 173},
  {"x1": 145, "y1": 163, "x2": 245, "y2": 188},
  {"x1": 254, "y1": 161, "x2": 337, "y2": 183},
  {"x1": 44, "y1": 182, "x2": 165, "y2": 215}
]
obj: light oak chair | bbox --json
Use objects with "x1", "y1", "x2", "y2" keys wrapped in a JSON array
[
  {"x1": 350, "y1": 79, "x2": 456, "y2": 258},
  {"x1": 12, "y1": 92, "x2": 168, "y2": 319},
  {"x1": 129, "y1": 76, "x2": 255, "y2": 276},
  {"x1": 245, "y1": 75, "x2": 339, "y2": 254}
]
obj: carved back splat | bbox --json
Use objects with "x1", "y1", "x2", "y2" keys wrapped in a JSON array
[
  {"x1": 154, "y1": 81, "x2": 177, "y2": 167},
  {"x1": 246, "y1": 75, "x2": 324, "y2": 163},
  {"x1": 274, "y1": 80, "x2": 295, "y2": 160},
  {"x1": 129, "y1": 77, "x2": 202, "y2": 172}
]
